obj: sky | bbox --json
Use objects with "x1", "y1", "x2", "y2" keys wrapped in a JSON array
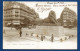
[{"x1": 19, "y1": 2, "x2": 77, "y2": 19}]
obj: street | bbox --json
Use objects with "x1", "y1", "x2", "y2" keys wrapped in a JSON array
[{"x1": 3, "y1": 27, "x2": 77, "y2": 49}]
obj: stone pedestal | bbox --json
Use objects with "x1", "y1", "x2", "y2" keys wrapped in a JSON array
[{"x1": 36, "y1": 26, "x2": 64, "y2": 37}]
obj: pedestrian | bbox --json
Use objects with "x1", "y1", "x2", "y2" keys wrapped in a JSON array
[
  {"x1": 65, "y1": 37, "x2": 67, "y2": 40},
  {"x1": 60, "y1": 38, "x2": 63, "y2": 42},
  {"x1": 37, "y1": 34, "x2": 38, "y2": 37},
  {"x1": 31, "y1": 33, "x2": 33, "y2": 36},
  {"x1": 44, "y1": 36, "x2": 45, "y2": 39},
  {"x1": 41, "y1": 34, "x2": 43, "y2": 41},
  {"x1": 51, "y1": 34, "x2": 54, "y2": 42},
  {"x1": 19, "y1": 29, "x2": 22, "y2": 37}
]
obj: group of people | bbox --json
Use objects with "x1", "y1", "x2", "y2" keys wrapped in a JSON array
[
  {"x1": 4, "y1": 27, "x2": 72, "y2": 42},
  {"x1": 20, "y1": 30, "x2": 54, "y2": 42},
  {"x1": 4, "y1": 26, "x2": 71, "y2": 42}
]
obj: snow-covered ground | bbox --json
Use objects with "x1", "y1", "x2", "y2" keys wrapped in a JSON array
[{"x1": 3, "y1": 27, "x2": 77, "y2": 49}]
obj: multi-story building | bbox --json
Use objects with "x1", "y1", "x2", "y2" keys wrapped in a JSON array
[
  {"x1": 3, "y1": 1, "x2": 39, "y2": 27},
  {"x1": 60, "y1": 7, "x2": 77, "y2": 27}
]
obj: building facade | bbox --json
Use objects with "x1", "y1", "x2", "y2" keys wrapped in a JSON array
[
  {"x1": 60, "y1": 7, "x2": 77, "y2": 27},
  {"x1": 3, "y1": 1, "x2": 39, "y2": 27}
]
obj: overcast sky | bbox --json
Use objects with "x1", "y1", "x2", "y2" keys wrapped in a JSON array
[{"x1": 19, "y1": 2, "x2": 77, "y2": 19}]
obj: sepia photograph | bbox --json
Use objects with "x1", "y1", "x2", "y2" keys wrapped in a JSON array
[{"x1": 3, "y1": 1, "x2": 77, "y2": 49}]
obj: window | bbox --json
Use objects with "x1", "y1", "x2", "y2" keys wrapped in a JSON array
[
  {"x1": 15, "y1": 15, "x2": 18, "y2": 17},
  {"x1": 15, "y1": 11, "x2": 19, "y2": 13}
]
